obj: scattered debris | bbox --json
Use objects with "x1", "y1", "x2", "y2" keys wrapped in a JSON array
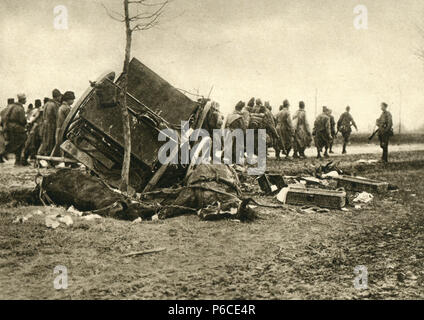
[
  {"x1": 58, "y1": 215, "x2": 74, "y2": 226},
  {"x1": 45, "y1": 216, "x2": 60, "y2": 229},
  {"x1": 13, "y1": 213, "x2": 33, "y2": 224},
  {"x1": 353, "y1": 192, "x2": 374, "y2": 204},
  {"x1": 122, "y1": 247, "x2": 166, "y2": 258},
  {"x1": 257, "y1": 173, "x2": 287, "y2": 194},
  {"x1": 67, "y1": 206, "x2": 83, "y2": 217},
  {"x1": 132, "y1": 217, "x2": 142, "y2": 224},
  {"x1": 333, "y1": 175, "x2": 388, "y2": 193},
  {"x1": 81, "y1": 214, "x2": 103, "y2": 221},
  {"x1": 299, "y1": 206, "x2": 330, "y2": 214},
  {"x1": 277, "y1": 185, "x2": 346, "y2": 209},
  {"x1": 321, "y1": 171, "x2": 339, "y2": 179},
  {"x1": 356, "y1": 159, "x2": 379, "y2": 164}
]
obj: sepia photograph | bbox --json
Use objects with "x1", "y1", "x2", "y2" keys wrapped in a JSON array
[{"x1": 0, "y1": 0, "x2": 423, "y2": 304}]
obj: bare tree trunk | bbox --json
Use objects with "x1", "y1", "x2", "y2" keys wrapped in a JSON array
[{"x1": 120, "y1": 0, "x2": 132, "y2": 192}]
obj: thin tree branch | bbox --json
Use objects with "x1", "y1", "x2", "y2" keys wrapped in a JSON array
[
  {"x1": 129, "y1": 0, "x2": 171, "y2": 6},
  {"x1": 130, "y1": 0, "x2": 168, "y2": 32},
  {"x1": 101, "y1": 3, "x2": 125, "y2": 22}
]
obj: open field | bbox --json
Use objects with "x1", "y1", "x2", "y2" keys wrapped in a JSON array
[
  {"x1": 0, "y1": 150, "x2": 423, "y2": 299},
  {"x1": 344, "y1": 132, "x2": 424, "y2": 146}
]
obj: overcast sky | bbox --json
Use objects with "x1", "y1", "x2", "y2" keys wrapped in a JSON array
[{"x1": 1, "y1": 0, "x2": 424, "y2": 131}]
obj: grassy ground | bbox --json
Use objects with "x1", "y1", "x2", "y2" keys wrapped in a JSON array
[{"x1": 0, "y1": 151, "x2": 423, "y2": 299}]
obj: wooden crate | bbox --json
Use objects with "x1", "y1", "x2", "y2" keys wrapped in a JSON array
[
  {"x1": 257, "y1": 174, "x2": 287, "y2": 194},
  {"x1": 285, "y1": 187, "x2": 346, "y2": 209},
  {"x1": 333, "y1": 175, "x2": 388, "y2": 193}
]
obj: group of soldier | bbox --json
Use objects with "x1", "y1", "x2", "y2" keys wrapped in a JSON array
[
  {"x1": 225, "y1": 98, "x2": 393, "y2": 163},
  {"x1": 0, "y1": 89, "x2": 75, "y2": 166}
]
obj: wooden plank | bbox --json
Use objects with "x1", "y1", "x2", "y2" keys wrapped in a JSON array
[{"x1": 35, "y1": 155, "x2": 78, "y2": 163}]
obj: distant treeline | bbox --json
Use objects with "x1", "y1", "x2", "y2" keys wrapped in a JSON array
[{"x1": 344, "y1": 132, "x2": 424, "y2": 145}]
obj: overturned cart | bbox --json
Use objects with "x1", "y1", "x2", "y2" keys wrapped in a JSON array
[
  {"x1": 44, "y1": 58, "x2": 255, "y2": 221},
  {"x1": 58, "y1": 58, "x2": 208, "y2": 192}
]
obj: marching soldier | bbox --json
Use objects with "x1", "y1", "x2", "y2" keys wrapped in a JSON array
[
  {"x1": 52, "y1": 91, "x2": 75, "y2": 157},
  {"x1": 337, "y1": 106, "x2": 357, "y2": 154},
  {"x1": 292, "y1": 101, "x2": 312, "y2": 159},
  {"x1": 21, "y1": 99, "x2": 44, "y2": 164},
  {"x1": 275, "y1": 100, "x2": 294, "y2": 159},
  {"x1": 0, "y1": 94, "x2": 28, "y2": 166},
  {"x1": 313, "y1": 106, "x2": 332, "y2": 159},
  {"x1": 38, "y1": 89, "x2": 62, "y2": 156},
  {"x1": 225, "y1": 101, "x2": 248, "y2": 164},
  {"x1": 246, "y1": 97, "x2": 255, "y2": 113},
  {"x1": 376, "y1": 102, "x2": 393, "y2": 163},
  {"x1": 327, "y1": 108, "x2": 336, "y2": 153},
  {"x1": 0, "y1": 98, "x2": 16, "y2": 162}
]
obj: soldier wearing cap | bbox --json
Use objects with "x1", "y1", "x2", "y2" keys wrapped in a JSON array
[
  {"x1": 0, "y1": 94, "x2": 28, "y2": 165},
  {"x1": 337, "y1": 106, "x2": 358, "y2": 154},
  {"x1": 21, "y1": 99, "x2": 44, "y2": 164},
  {"x1": 275, "y1": 99, "x2": 294, "y2": 159},
  {"x1": 38, "y1": 89, "x2": 62, "y2": 157},
  {"x1": 52, "y1": 91, "x2": 75, "y2": 157},
  {"x1": 313, "y1": 106, "x2": 332, "y2": 159},
  {"x1": 376, "y1": 102, "x2": 393, "y2": 163},
  {"x1": 292, "y1": 101, "x2": 312, "y2": 158}
]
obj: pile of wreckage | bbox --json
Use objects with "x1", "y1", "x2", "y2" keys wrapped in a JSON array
[
  {"x1": 27, "y1": 58, "x2": 393, "y2": 223},
  {"x1": 32, "y1": 58, "x2": 256, "y2": 222}
]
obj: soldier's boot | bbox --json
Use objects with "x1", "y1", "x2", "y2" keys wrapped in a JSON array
[
  {"x1": 342, "y1": 143, "x2": 347, "y2": 154},
  {"x1": 382, "y1": 147, "x2": 388, "y2": 163},
  {"x1": 0, "y1": 155, "x2": 4, "y2": 163},
  {"x1": 275, "y1": 149, "x2": 281, "y2": 160},
  {"x1": 300, "y1": 151, "x2": 307, "y2": 159},
  {"x1": 20, "y1": 150, "x2": 30, "y2": 166},
  {"x1": 286, "y1": 147, "x2": 292, "y2": 158},
  {"x1": 324, "y1": 147, "x2": 329, "y2": 158},
  {"x1": 316, "y1": 149, "x2": 322, "y2": 159}
]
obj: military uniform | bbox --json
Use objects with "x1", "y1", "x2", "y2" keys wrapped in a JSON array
[
  {"x1": 38, "y1": 98, "x2": 61, "y2": 156},
  {"x1": 376, "y1": 109, "x2": 393, "y2": 163},
  {"x1": 21, "y1": 108, "x2": 43, "y2": 162},
  {"x1": 225, "y1": 110, "x2": 247, "y2": 164},
  {"x1": 292, "y1": 109, "x2": 312, "y2": 158},
  {"x1": 1, "y1": 102, "x2": 27, "y2": 165},
  {"x1": 275, "y1": 108, "x2": 294, "y2": 158},
  {"x1": 262, "y1": 108, "x2": 280, "y2": 158},
  {"x1": 337, "y1": 111, "x2": 357, "y2": 154},
  {"x1": 328, "y1": 114, "x2": 336, "y2": 153},
  {"x1": 313, "y1": 112, "x2": 332, "y2": 158},
  {"x1": 52, "y1": 101, "x2": 72, "y2": 157}
]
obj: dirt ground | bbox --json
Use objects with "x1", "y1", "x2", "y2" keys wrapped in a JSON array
[{"x1": 0, "y1": 150, "x2": 423, "y2": 300}]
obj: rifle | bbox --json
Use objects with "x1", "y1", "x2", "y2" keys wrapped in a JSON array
[{"x1": 368, "y1": 127, "x2": 379, "y2": 143}]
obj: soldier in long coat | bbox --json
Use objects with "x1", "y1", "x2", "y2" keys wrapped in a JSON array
[
  {"x1": 225, "y1": 101, "x2": 247, "y2": 164},
  {"x1": 21, "y1": 99, "x2": 43, "y2": 164},
  {"x1": 259, "y1": 104, "x2": 280, "y2": 158},
  {"x1": 275, "y1": 100, "x2": 294, "y2": 159},
  {"x1": 52, "y1": 91, "x2": 75, "y2": 157},
  {"x1": 292, "y1": 101, "x2": 312, "y2": 158},
  {"x1": 376, "y1": 102, "x2": 393, "y2": 163},
  {"x1": 337, "y1": 106, "x2": 357, "y2": 154},
  {"x1": 328, "y1": 108, "x2": 336, "y2": 153},
  {"x1": 38, "y1": 89, "x2": 62, "y2": 156},
  {"x1": 313, "y1": 106, "x2": 332, "y2": 159},
  {"x1": 1, "y1": 94, "x2": 28, "y2": 165},
  {"x1": 0, "y1": 98, "x2": 15, "y2": 162}
]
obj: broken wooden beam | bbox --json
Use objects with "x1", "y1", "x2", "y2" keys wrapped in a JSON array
[{"x1": 35, "y1": 155, "x2": 79, "y2": 163}]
